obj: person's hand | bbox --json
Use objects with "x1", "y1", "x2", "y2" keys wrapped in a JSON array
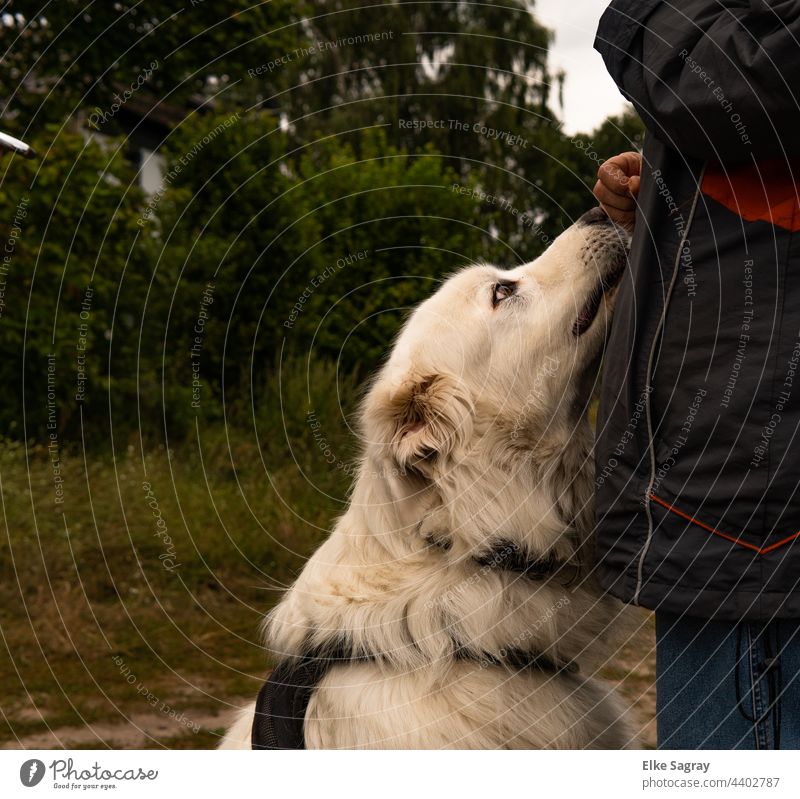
[{"x1": 593, "y1": 151, "x2": 642, "y2": 230}]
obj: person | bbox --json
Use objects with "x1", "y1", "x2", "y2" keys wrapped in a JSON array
[{"x1": 592, "y1": 0, "x2": 800, "y2": 749}]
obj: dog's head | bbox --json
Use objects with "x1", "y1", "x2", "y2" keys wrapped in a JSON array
[{"x1": 363, "y1": 208, "x2": 630, "y2": 476}]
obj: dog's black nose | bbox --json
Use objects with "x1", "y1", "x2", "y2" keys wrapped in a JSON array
[{"x1": 578, "y1": 206, "x2": 610, "y2": 226}]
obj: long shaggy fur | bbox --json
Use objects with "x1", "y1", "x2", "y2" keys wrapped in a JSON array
[{"x1": 220, "y1": 214, "x2": 637, "y2": 749}]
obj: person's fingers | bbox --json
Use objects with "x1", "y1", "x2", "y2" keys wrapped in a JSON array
[
  {"x1": 593, "y1": 180, "x2": 637, "y2": 230},
  {"x1": 596, "y1": 152, "x2": 642, "y2": 200},
  {"x1": 592, "y1": 151, "x2": 641, "y2": 229},
  {"x1": 597, "y1": 161, "x2": 633, "y2": 196},
  {"x1": 604, "y1": 151, "x2": 642, "y2": 178},
  {"x1": 593, "y1": 180, "x2": 636, "y2": 211},
  {"x1": 597, "y1": 161, "x2": 628, "y2": 194}
]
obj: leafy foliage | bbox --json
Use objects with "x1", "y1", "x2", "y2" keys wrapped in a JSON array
[
  {"x1": 0, "y1": 0, "x2": 644, "y2": 444},
  {"x1": 1, "y1": 1, "x2": 303, "y2": 123},
  {"x1": 0, "y1": 124, "x2": 148, "y2": 438}
]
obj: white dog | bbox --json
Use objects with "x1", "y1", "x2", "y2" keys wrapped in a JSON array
[{"x1": 220, "y1": 207, "x2": 636, "y2": 749}]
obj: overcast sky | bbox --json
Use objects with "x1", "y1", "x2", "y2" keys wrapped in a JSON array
[{"x1": 533, "y1": 0, "x2": 629, "y2": 133}]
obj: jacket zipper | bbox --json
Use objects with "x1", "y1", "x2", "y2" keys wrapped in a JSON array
[{"x1": 633, "y1": 167, "x2": 705, "y2": 605}]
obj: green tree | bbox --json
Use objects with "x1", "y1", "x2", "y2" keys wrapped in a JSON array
[
  {"x1": 0, "y1": 0, "x2": 645, "y2": 446},
  {"x1": 151, "y1": 114, "x2": 500, "y2": 405},
  {"x1": 0, "y1": 123, "x2": 149, "y2": 439},
  {"x1": 263, "y1": 0, "x2": 621, "y2": 259},
  {"x1": 1, "y1": 0, "x2": 304, "y2": 127}
]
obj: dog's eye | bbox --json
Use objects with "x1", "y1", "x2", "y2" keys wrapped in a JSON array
[{"x1": 492, "y1": 281, "x2": 517, "y2": 308}]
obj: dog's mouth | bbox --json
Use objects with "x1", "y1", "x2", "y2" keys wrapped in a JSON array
[{"x1": 572, "y1": 251, "x2": 628, "y2": 337}]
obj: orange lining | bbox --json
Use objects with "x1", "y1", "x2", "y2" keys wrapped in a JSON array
[
  {"x1": 648, "y1": 493, "x2": 800, "y2": 555},
  {"x1": 701, "y1": 158, "x2": 800, "y2": 232}
]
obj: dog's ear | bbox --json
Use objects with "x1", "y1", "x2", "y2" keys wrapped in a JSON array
[{"x1": 364, "y1": 372, "x2": 473, "y2": 472}]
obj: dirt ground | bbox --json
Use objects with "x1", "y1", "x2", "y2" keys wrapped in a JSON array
[{"x1": 2, "y1": 707, "x2": 238, "y2": 750}]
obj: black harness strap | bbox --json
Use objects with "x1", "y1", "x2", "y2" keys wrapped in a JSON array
[
  {"x1": 251, "y1": 656, "x2": 332, "y2": 750},
  {"x1": 252, "y1": 541, "x2": 576, "y2": 749},
  {"x1": 455, "y1": 646, "x2": 579, "y2": 675},
  {"x1": 251, "y1": 646, "x2": 577, "y2": 749},
  {"x1": 473, "y1": 539, "x2": 567, "y2": 580}
]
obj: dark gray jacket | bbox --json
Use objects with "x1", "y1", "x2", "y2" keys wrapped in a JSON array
[{"x1": 594, "y1": 0, "x2": 800, "y2": 620}]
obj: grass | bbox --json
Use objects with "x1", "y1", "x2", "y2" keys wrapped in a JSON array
[{"x1": 0, "y1": 359, "x2": 361, "y2": 748}]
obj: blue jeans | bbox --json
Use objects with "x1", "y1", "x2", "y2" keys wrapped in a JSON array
[{"x1": 656, "y1": 611, "x2": 800, "y2": 749}]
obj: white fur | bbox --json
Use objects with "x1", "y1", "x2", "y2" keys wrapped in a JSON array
[{"x1": 220, "y1": 216, "x2": 637, "y2": 749}]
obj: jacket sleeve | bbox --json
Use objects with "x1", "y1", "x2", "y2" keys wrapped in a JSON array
[{"x1": 595, "y1": 0, "x2": 800, "y2": 161}]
